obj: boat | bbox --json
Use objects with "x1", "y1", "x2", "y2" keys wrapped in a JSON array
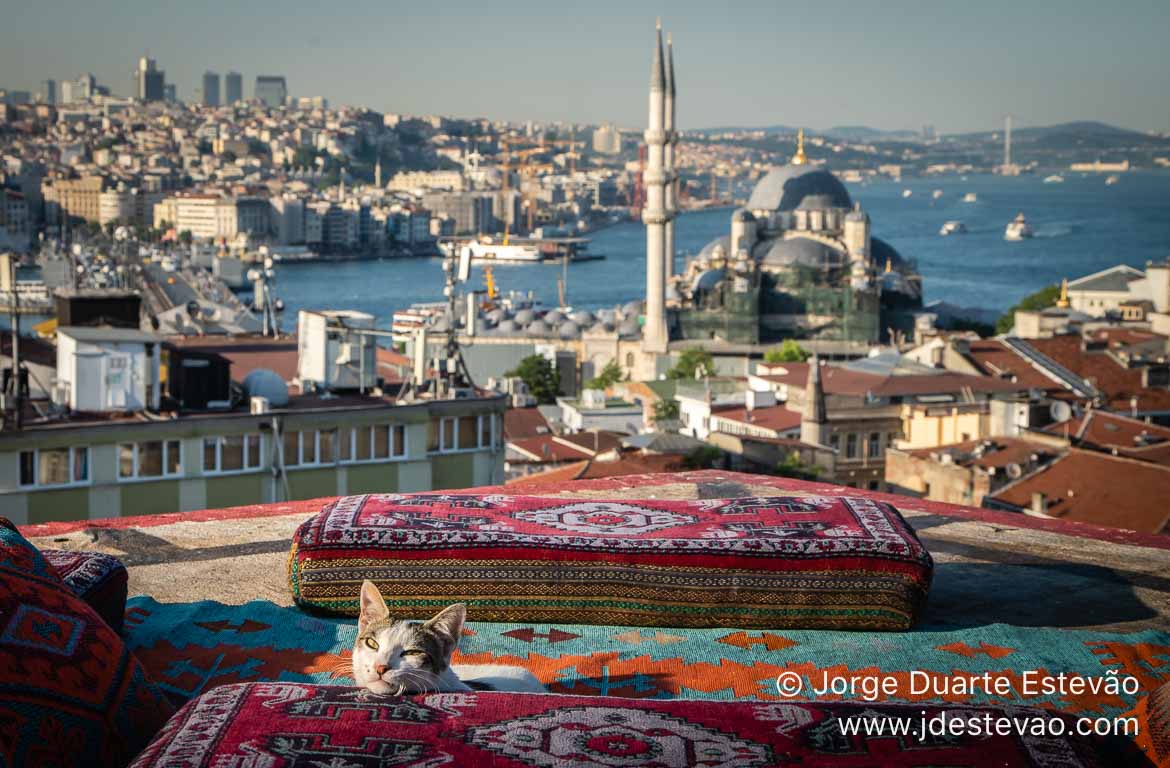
[
  {"x1": 931, "y1": 189, "x2": 943, "y2": 200},
  {"x1": 902, "y1": 189, "x2": 913, "y2": 198},
  {"x1": 962, "y1": 192, "x2": 978, "y2": 203},
  {"x1": 939, "y1": 221, "x2": 967, "y2": 236},
  {"x1": 1004, "y1": 213, "x2": 1034, "y2": 241},
  {"x1": 465, "y1": 236, "x2": 542, "y2": 263},
  {"x1": 1043, "y1": 174, "x2": 1064, "y2": 184},
  {"x1": 1105, "y1": 175, "x2": 1120, "y2": 186}
]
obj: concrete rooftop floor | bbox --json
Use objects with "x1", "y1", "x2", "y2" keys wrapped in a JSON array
[{"x1": 24, "y1": 470, "x2": 1170, "y2": 633}]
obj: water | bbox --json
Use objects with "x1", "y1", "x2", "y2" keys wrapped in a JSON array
[{"x1": 271, "y1": 171, "x2": 1170, "y2": 328}]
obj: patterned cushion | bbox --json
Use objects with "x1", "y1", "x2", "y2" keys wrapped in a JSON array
[
  {"x1": 41, "y1": 549, "x2": 129, "y2": 632},
  {"x1": 288, "y1": 493, "x2": 933, "y2": 630},
  {"x1": 130, "y1": 683, "x2": 1137, "y2": 767},
  {"x1": 0, "y1": 521, "x2": 174, "y2": 767}
]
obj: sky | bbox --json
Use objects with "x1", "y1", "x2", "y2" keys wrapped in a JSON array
[{"x1": 2, "y1": 0, "x2": 1168, "y2": 134}]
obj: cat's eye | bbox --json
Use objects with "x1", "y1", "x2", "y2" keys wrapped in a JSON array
[{"x1": 363, "y1": 637, "x2": 379, "y2": 651}]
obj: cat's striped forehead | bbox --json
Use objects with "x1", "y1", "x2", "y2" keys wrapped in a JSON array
[{"x1": 359, "y1": 620, "x2": 447, "y2": 662}]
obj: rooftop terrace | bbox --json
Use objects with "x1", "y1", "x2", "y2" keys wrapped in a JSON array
[{"x1": 22, "y1": 470, "x2": 1170, "y2": 632}]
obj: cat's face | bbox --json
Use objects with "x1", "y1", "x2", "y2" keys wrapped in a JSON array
[{"x1": 352, "y1": 580, "x2": 465, "y2": 695}]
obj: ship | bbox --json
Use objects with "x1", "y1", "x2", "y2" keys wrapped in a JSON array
[
  {"x1": 962, "y1": 192, "x2": 978, "y2": 203},
  {"x1": 1004, "y1": 213, "x2": 1034, "y2": 241},
  {"x1": 465, "y1": 236, "x2": 542, "y2": 263},
  {"x1": 1105, "y1": 175, "x2": 1120, "y2": 186},
  {"x1": 939, "y1": 221, "x2": 967, "y2": 236},
  {"x1": 931, "y1": 189, "x2": 943, "y2": 200},
  {"x1": 1044, "y1": 174, "x2": 1065, "y2": 184},
  {"x1": 902, "y1": 189, "x2": 913, "y2": 198}
]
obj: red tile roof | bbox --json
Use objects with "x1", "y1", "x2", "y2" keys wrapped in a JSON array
[
  {"x1": 1042, "y1": 411, "x2": 1170, "y2": 466},
  {"x1": 758, "y1": 361, "x2": 1020, "y2": 399},
  {"x1": 908, "y1": 437, "x2": 1061, "y2": 471},
  {"x1": 960, "y1": 340, "x2": 1060, "y2": 391},
  {"x1": 508, "y1": 435, "x2": 591, "y2": 463},
  {"x1": 504, "y1": 408, "x2": 551, "y2": 440},
  {"x1": 1026, "y1": 336, "x2": 1170, "y2": 413},
  {"x1": 711, "y1": 405, "x2": 803, "y2": 433},
  {"x1": 988, "y1": 449, "x2": 1170, "y2": 535},
  {"x1": 505, "y1": 452, "x2": 685, "y2": 488}
]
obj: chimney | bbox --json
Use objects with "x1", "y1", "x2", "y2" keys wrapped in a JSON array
[{"x1": 1030, "y1": 492, "x2": 1048, "y2": 516}]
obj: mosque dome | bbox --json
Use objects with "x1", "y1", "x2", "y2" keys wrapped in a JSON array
[
  {"x1": 621, "y1": 300, "x2": 643, "y2": 318},
  {"x1": 544, "y1": 309, "x2": 565, "y2": 325},
  {"x1": 698, "y1": 236, "x2": 730, "y2": 262},
  {"x1": 870, "y1": 237, "x2": 906, "y2": 270},
  {"x1": 558, "y1": 320, "x2": 581, "y2": 339},
  {"x1": 513, "y1": 308, "x2": 536, "y2": 325},
  {"x1": 746, "y1": 166, "x2": 852, "y2": 213},
  {"x1": 569, "y1": 310, "x2": 594, "y2": 325},
  {"x1": 691, "y1": 267, "x2": 726, "y2": 294},
  {"x1": 496, "y1": 319, "x2": 518, "y2": 334},
  {"x1": 754, "y1": 237, "x2": 845, "y2": 269},
  {"x1": 618, "y1": 317, "x2": 641, "y2": 338}
]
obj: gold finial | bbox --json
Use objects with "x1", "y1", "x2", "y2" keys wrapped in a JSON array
[
  {"x1": 1056, "y1": 278, "x2": 1070, "y2": 309},
  {"x1": 656, "y1": 17, "x2": 662, "y2": 30},
  {"x1": 792, "y1": 128, "x2": 807, "y2": 165},
  {"x1": 884, "y1": 256, "x2": 893, "y2": 274}
]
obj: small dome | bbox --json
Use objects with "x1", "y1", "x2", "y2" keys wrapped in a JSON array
[
  {"x1": 746, "y1": 165, "x2": 852, "y2": 213},
  {"x1": 691, "y1": 267, "x2": 726, "y2": 293},
  {"x1": 698, "y1": 235, "x2": 730, "y2": 262},
  {"x1": 622, "y1": 300, "x2": 643, "y2": 318},
  {"x1": 244, "y1": 369, "x2": 289, "y2": 407},
  {"x1": 513, "y1": 308, "x2": 535, "y2": 325},
  {"x1": 618, "y1": 317, "x2": 641, "y2": 338},
  {"x1": 595, "y1": 308, "x2": 617, "y2": 324},
  {"x1": 496, "y1": 319, "x2": 518, "y2": 334},
  {"x1": 544, "y1": 309, "x2": 565, "y2": 325},
  {"x1": 526, "y1": 320, "x2": 551, "y2": 336},
  {"x1": 755, "y1": 237, "x2": 845, "y2": 269},
  {"x1": 569, "y1": 310, "x2": 594, "y2": 325},
  {"x1": 486, "y1": 308, "x2": 506, "y2": 324},
  {"x1": 558, "y1": 320, "x2": 581, "y2": 339}
]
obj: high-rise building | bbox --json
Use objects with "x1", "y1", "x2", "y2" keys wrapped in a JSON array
[
  {"x1": 254, "y1": 76, "x2": 287, "y2": 108},
  {"x1": 135, "y1": 56, "x2": 165, "y2": 102},
  {"x1": 163, "y1": 84, "x2": 176, "y2": 103},
  {"x1": 202, "y1": 71, "x2": 220, "y2": 106},
  {"x1": 40, "y1": 79, "x2": 56, "y2": 105},
  {"x1": 60, "y1": 73, "x2": 97, "y2": 104},
  {"x1": 591, "y1": 123, "x2": 622, "y2": 155},
  {"x1": 225, "y1": 71, "x2": 243, "y2": 103}
]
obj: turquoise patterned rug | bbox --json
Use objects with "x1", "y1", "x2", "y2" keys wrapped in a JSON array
[{"x1": 123, "y1": 596, "x2": 1170, "y2": 720}]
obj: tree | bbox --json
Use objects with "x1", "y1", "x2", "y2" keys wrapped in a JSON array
[
  {"x1": 682, "y1": 445, "x2": 724, "y2": 470},
  {"x1": 178, "y1": 230, "x2": 193, "y2": 246},
  {"x1": 586, "y1": 359, "x2": 623, "y2": 390},
  {"x1": 506, "y1": 355, "x2": 560, "y2": 404},
  {"x1": 996, "y1": 284, "x2": 1061, "y2": 334},
  {"x1": 667, "y1": 346, "x2": 714, "y2": 380},
  {"x1": 774, "y1": 452, "x2": 821, "y2": 481},
  {"x1": 764, "y1": 339, "x2": 809, "y2": 363},
  {"x1": 652, "y1": 399, "x2": 680, "y2": 424}
]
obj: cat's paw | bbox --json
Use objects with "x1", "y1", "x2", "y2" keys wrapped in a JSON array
[{"x1": 363, "y1": 680, "x2": 396, "y2": 696}]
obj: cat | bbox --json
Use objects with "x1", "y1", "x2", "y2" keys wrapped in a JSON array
[{"x1": 352, "y1": 580, "x2": 545, "y2": 695}]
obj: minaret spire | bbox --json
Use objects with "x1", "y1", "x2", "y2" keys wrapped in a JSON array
[
  {"x1": 792, "y1": 128, "x2": 807, "y2": 165},
  {"x1": 663, "y1": 32, "x2": 677, "y2": 283},
  {"x1": 800, "y1": 354, "x2": 828, "y2": 447},
  {"x1": 650, "y1": 20, "x2": 665, "y2": 92},
  {"x1": 642, "y1": 20, "x2": 670, "y2": 356},
  {"x1": 1056, "y1": 278, "x2": 1070, "y2": 309}
]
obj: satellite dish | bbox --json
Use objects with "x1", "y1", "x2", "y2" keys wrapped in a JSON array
[
  {"x1": 1006, "y1": 463, "x2": 1023, "y2": 480},
  {"x1": 1049, "y1": 401, "x2": 1072, "y2": 423}
]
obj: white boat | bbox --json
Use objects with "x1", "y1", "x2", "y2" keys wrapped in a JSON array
[
  {"x1": 939, "y1": 220, "x2": 967, "y2": 236},
  {"x1": 1004, "y1": 213, "x2": 1034, "y2": 241},
  {"x1": 902, "y1": 189, "x2": 913, "y2": 198},
  {"x1": 962, "y1": 192, "x2": 978, "y2": 203},
  {"x1": 466, "y1": 237, "x2": 542, "y2": 263},
  {"x1": 1105, "y1": 175, "x2": 1120, "y2": 186},
  {"x1": 931, "y1": 189, "x2": 943, "y2": 200},
  {"x1": 1043, "y1": 174, "x2": 1064, "y2": 184}
]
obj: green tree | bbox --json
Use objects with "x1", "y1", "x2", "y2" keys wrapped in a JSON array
[
  {"x1": 506, "y1": 355, "x2": 560, "y2": 404},
  {"x1": 178, "y1": 230, "x2": 193, "y2": 246},
  {"x1": 586, "y1": 359, "x2": 623, "y2": 390},
  {"x1": 682, "y1": 445, "x2": 724, "y2": 470},
  {"x1": 764, "y1": 339, "x2": 810, "y2": 363},
  {"x1": 667, "y1": 346, "x2": 714, "y2": 380},
  {"x1": 774, "y1": 452, "x2": 821, "y2": 481},
  {"x1": 652, "y1": 399, "x2": 680, "y2": 424},
  {"x1": 996, "y1": 284, "x2": 1061, "y2": 334}
]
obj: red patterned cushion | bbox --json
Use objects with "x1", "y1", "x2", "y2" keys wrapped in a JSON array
[
  {"x1": 288, "y1": 493, "x2": 933, "y2": 630},
  {"x1": 41, "y1": 550, "x2": 129, "y2": 632},
  {"x1": 130, "y1": 683, "x2": 1139, "y2": 767},
  {"x1": 0, "y1": 523, "x2": 174, "y2": 767}
]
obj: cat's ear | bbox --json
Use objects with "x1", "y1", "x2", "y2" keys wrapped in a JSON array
[
  {"x1": 423, "y1": 603, "x2": 466, "y2": 658},
  {"x1": 359, "y1": 580, "x2": 389, "y2": 632}
]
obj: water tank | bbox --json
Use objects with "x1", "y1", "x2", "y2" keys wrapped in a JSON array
[{"x1": 243, "y1": 368, "x2": 289, "y2": 407}]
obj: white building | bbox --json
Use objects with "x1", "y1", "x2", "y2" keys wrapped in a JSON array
[{"x1": 591, "y1": 123, "x2": 622, "y2": 155}]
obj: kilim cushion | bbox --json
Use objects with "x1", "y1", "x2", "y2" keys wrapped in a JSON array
[
  {"x1": 42, "y1": 549, "x2": 129, "y2": 632},
  {"x1": 0, "y1": 521, "x2": 174, "y2": 767},
  {"x1": 288, "y1": 493, "x2": 933, "y2": 630},
  {"x1": 129, "y1": 682, "x2": 1142, "y2": 768}
]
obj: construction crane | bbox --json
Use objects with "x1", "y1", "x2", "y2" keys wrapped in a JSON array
[{"x1": 519, "y1": 162, "x2": 555, "y2": 232}]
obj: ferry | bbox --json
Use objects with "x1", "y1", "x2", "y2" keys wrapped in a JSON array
[
  {"x1": 1004, "y1": 213, "x2": 1034, "y2": 241},
  {"x1": 931, "y1": 189, "x2": 943, "y2": 200},
  {"x1": 902, "y1": 189, "x2": 913, "y2": 198},
  {"x1": 466, "y1": 237, "x2": 542, "y2": 263},
  {"x1": 1043, "y1": 174, "x2": 1065, "y2": 184},
  {"x1": 939, "y1": 221, "x2": 967, "y2": 236},
  {"x1": 962, "y1": 192, "x2": 978, "y2": 203},
  {"x1": 1105, "y1": 175, "x2": 1120, "y2": 186}
]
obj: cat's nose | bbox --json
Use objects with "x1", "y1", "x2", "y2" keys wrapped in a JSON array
[{"x1": 375, "y1": 664, "x2": 389, "y2": 676}]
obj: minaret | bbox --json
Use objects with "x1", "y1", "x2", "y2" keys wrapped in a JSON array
[
  {"x1": 792, "y1": 128, "x2": 807, "y2": 166},
  {"x1": 800, "y1": 355, "x2": 828, "y2": 447},
  {"x1": 375, "y1": 156, "x2": 382, "y2": 188},
  {"x1": 663, "y1": 33, "x2": 678, "y2": 283},
  {"x1": 1056, "y1": 278, "x2": 1070, "y2": 309},
  {"x1": 642, "y1": 20, "x2": 669, "y2": 354}
]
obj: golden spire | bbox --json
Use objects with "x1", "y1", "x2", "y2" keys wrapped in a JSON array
[
  {"x1": 1056, "y1": 278, "x2": 1070, "y2": 309},
  {"x1": 792, "y1": 128, "x2": 807, "y2": 165},
  {"x1": 884, "y1": 256, "x2": 893, "y2": 274}
]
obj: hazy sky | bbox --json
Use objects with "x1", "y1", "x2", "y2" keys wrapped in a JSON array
[{"x1": 2, "y1": 0, "x2": 1167, "y2": 133}]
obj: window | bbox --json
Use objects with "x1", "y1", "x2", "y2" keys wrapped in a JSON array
[
  {"x1": 19, "y1": 447, "x2": 89, "y2": 488},
  {"x1": 845, "y1": 433, "x2": 859, "y2": 459},
  {"x1": 392, "y1": 424, "x2": 406, "y2": 457},
  {"x1": 203, "y1": 434, "x2": 262, "y2": 473},
  {"x1": 429, "y1": 415, "x2": 495, "y2": 454},
  {"x1": 829, "y1": 433, "x2": 840, "y2": 453},
  {"x1": 119, "y1": 440, "x2": 181, "y2": 480},
  {"x1": 339, "y1": 424, "x2": 407, "y2": 463},
  {"x1": 868, "y1": 432, "x2": 882, "y2": 459},
  {"x1": 281, "y1": 429, "x2": 338, "y2": 467},
  {"x1": 868, "y1": 480, "x2": 881, "y2": 491}
]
